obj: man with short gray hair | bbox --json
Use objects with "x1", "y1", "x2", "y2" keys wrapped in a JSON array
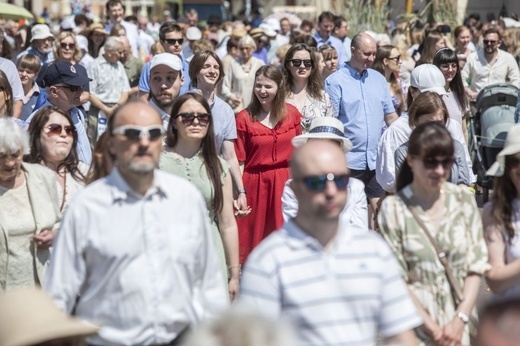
[{"x1": 87, "y1": 36, "x2": 130, "y2": 147}]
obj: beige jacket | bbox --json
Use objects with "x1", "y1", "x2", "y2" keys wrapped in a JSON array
[{"x1": 0, "y1": 162, "x2": 61, "y2": 289}]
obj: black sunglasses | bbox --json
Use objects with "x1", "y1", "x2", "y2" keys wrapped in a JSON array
[
  {"x1": 421, "y1": 157, "x2": 455, "y2": 170},
  {"x1": 57, "y1": 85, "x2": 82, "y2": 92},
  {"x1": 387, "y1": 55, "x2": 401, "y2": 62},
  {"x1": 46, "y1": 123, "x2": 74, "y2": 137},
  {"x1": 289, "y1": 59, "x2": 312, "y2": 68},
  {"x1": 298, "y1": 173, "x2": 349, "y2": 191},
  {"x1": 483, "y1": 39, "x2": 498, "y2": 45},
  {"x1": 60, "y1": 42, "x2": 76, "y2": 50},
  {"x1": 176, "y1": 112, "x2": 210, "y2": 126},
  {"x1": 163, "y1": 38, "x2": 184, "y2": 45},
  {"x1": 112, "y1": 125, "x2": 165, "y2": 141}
]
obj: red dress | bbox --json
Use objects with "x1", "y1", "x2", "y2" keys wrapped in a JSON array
[{"x1": 235, "y1": 104, "x2": 302, "y2": 263}]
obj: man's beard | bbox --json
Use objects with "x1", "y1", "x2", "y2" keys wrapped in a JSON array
[{"x1": 152, "y1": 94, "x2": 175, "y2": 110}]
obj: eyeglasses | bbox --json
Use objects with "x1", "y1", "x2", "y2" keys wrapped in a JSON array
[
  {"x1": 46, "y1": 123, "x2": 75, "y2": 137},
  {"x1": 163, "y1": 38, "x2": 183, "y2": 45},
  {"x1": 298, "y1": 173, "x2": 350, "y2": 191},
  {"x1": 483, "y1": 39, "x2": 498, "y2": 45},
  {"x1": 57, "y1": 85, "x2": 83, "y2": 92},
  {"x1": 289, "y1": 59, "x2": 312, "y2": 68},
  {"x1": 440, "y1": 63, "x2": 458, "y2": 70},
  {"x1": 60, "y1": 42, "x2": 76, "y2": 50},
  {"x1": 112, "y1": 125, "x2": 165, "y2": 141},
  {"x1": 176, "y1": 112, "x2": 210, "y2": 126},
  {"x1": 387, "y1": 55, "x2": 401, "y2": 62},
  {"x1": 421, "y1": 157, "x2": 454, "y2": 170}
]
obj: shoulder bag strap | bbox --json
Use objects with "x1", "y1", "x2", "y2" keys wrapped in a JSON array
[{"x1": 398, "y1": 191, "x2": 465, "y2": 303}]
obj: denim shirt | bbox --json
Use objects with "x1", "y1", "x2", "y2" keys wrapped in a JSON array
[{"x1": 325, "y1": 64, "x2": 394, "y2": 170}]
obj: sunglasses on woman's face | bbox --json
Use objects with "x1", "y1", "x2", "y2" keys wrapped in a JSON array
[
  {"x1": 297, "y1": 173, "x2": 350, "y2": 191},
  {"x1": 176, "y1": 112, "x2": 210, "y2": 126},
  {"x1": 46, "y1": 123, "x2": 75, "y2": 137},
  {"x1": 421, "y1": 157, "x2": 454, "y2": 170},
  {"x1": 289, "y1": 59, "x2": 312, "y2": 68},
  {"x1": 60, "y1": 42, "x2": 76, "y2": 50}
]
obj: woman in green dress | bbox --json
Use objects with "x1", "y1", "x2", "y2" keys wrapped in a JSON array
[
  {"x1": 378, "y1": 122, "x2": 489, "y2": 346},
  {"x1": 159, "y1": 92, "x2": 240, "y2": 300}
]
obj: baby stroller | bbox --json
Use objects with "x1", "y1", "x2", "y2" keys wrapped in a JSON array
[{"x1": 470, "y1": 83, "x2": 519, "y2": 203}]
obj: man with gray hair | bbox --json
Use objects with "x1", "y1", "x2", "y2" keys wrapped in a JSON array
[
  {"x1": 44, "y1": 102, "x2": 228, "y2": 345},
  {"x1": 87, "y1": 36, "x2": 130, "y2": 147}
]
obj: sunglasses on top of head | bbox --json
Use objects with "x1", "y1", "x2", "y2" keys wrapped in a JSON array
[
  {"x1": 46, "y1": 123, "x2": 75, "y2": 137},
  {"x1": 112, "y1": 125, "x2": 165, "y2": 141},
  {"x1": 297, "y1": 173, "x2": 350, "y2": 191},
  {"x1": 176, "y1": 112, "x2": 210, "y2": 126},
  {"x1": 289, "y1": 59, "x2": 313, "y2": 68}
]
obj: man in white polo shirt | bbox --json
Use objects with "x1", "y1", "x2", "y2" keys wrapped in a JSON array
[{"x1": 240, "y1": 140, "x2": 421, "y2": 346}]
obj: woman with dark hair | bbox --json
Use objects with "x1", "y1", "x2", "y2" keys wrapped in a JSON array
[
  {"x1": 0, "y1": 27, "x2": 13, "y2": 60},
  {"x1": 394, "y1": 92, "x2": 471, "y2": 186},
  {"x1": 235, "y1": 65, "x2": 302, "y2": 263},
  {"x1": 189, "y1": 50, "x2": 249, "y2": 216},
  {"x1": 433, "y1": 48, "x2": 469, "y2": 144},
  {"x1": 483, "y1": 125, "x2": 520, "y2": 299},
  {"x1": 0, "y1": 69, "x2": 14, "y2": 117},
  {"x1": 85, "y1": 131, "x2": 114, "y2": 184},
  {"x1": 282, "y1": 43, "x2": 332, "y2": 132},
  {"x1": 81, "y1": 23, "x2": 108, "y2": 58},
  {"x1": 26, "y1": 106, "x2": 87, "y2": 212},
  {"x1": 372, "y1": 44, "x2": 406, "y2": 116},
  {"x1": 417, "y1": 32, "x2": 447, "y2": 65},
  {"x1": 160, "y1": 93, "x2": 240, "y2": 300},
  {"x1": 378, "y1": 121, "x2": 488, "y2": 346}
]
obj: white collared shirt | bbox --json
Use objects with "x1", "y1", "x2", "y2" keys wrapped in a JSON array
[
  {"x1": 462, "y1": 48, "x2": 520, "y2": 94},
  {"x1": 281, "y1": 177, "x2": 368, "y2": 230},
  {"x1": 44, "y1": 168, "x2": 228, "y2": 345}
]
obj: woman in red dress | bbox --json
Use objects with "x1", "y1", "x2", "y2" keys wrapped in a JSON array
[{"x1": 235, "y1": 65, "x2": 302, "y2": 263}]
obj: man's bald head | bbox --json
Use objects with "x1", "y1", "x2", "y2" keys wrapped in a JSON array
[
  {"x1": 291, "y1": 140, "x2": 347, "y2": 179},
  {"x1": 350, "y1": 32, "x2": 377, "y2": 73},
  {"x1": 110, "y1": 101, "x2": 162, "y2": 132},
  {"x1": 290, "y1": 140, "x2": 349, "y2": 224}
]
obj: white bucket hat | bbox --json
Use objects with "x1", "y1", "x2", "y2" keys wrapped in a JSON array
[
  {"x1": 292, "y1": 117, "x2": 352, "y2": 153},
  {"x1": 30, "y1": 24, "x2": 54, "y2": 42},
  {"x1": 0, "y1": 288, "x2": 99, "y2": 346},
  {"x1": 486, "y1": 124, "x2": 520, "y2": 176},
  {"x1": 410, "y1": 64, "x2": 447, "y2": 95}
]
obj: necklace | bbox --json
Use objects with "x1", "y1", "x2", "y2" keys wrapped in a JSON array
[{"x1": 241, "y1": 59, "x2": 252, "y2": 74}]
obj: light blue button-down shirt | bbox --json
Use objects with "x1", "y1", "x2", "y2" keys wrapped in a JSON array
[
  {"x1": 313, "y1": 33, "x2": 347, "y2": 69},
  {"x1": 16, "y1": 47, "x2": 54, "y2": 65},
  {"x1": 27, "y1": 101, "x2": 92, "y2": 166},
  {"x1": 325, "y1": 64, "x2": 394, "y2": 170}
]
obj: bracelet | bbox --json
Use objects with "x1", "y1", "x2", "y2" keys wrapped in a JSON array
[
  {"x1": 227, "y1": 265, "x2": 241, "y2": 270},
  {"x1": 457, "y1": 311, "x2": 469, "y2": 324},
  {"x1": 236, "y1": 188, "x2": 246, "y2": 195}
]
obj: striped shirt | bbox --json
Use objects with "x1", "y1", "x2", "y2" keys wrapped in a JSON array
[{"x1": 240, "y1": 220, "x2": 422, "y2": 346}]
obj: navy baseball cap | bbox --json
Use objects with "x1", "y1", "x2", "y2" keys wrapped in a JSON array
[{"x1": 41, "y1": 61, "x2": 91, "y2": 87}]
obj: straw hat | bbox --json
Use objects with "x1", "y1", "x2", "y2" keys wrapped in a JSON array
[
  {"x1": 486, "y1": 124, "x2": 520, "y2": 176},
  {"x1": 80, "y1": 23, "x2": 108, "y2": 37},
  {"x1": 0, "y1": 288, "x2": 99, "y2": 346},
  {"x1": 292, "y1": 117, "x2": 352, "y2": 153},
  {"x1": 231, "y1": 27, "x2": 247, "y2": 38}
]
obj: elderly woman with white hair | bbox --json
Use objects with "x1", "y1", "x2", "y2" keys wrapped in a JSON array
[
  {"x1": 0, "y1": 118, "x2": 61, "y2": 290},
  {"x1": 221, "y1": 35, "x2": 265, "y2": 113}
]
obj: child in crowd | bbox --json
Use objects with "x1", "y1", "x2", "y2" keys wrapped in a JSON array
[{"x1": 17, "y1": 54, "x2": 41, "y2": 121}]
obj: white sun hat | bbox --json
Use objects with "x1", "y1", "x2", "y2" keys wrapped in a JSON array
[
  {"x1": 486, "y1": 124, "x2": 520, "y2": 176},
  {"x1": 292, "y1": 117, "x2": 352, "y2": 153}
]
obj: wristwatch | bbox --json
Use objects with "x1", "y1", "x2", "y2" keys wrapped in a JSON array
[
  {"x1": 457, "y1": 311, "x2": 469, "y2": 324},
  {"x1": 237, "y1": 188, "x2": 247, "y2": 195}
]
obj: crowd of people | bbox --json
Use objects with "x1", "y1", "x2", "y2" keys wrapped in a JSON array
[{"x1": 1, "y1": 0, "x2": 520, "y2": 345}]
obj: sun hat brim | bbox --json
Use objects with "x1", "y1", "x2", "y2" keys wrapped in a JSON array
[{"x1": 292, "y1": 133, "x2": 353, "y2": 153}]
